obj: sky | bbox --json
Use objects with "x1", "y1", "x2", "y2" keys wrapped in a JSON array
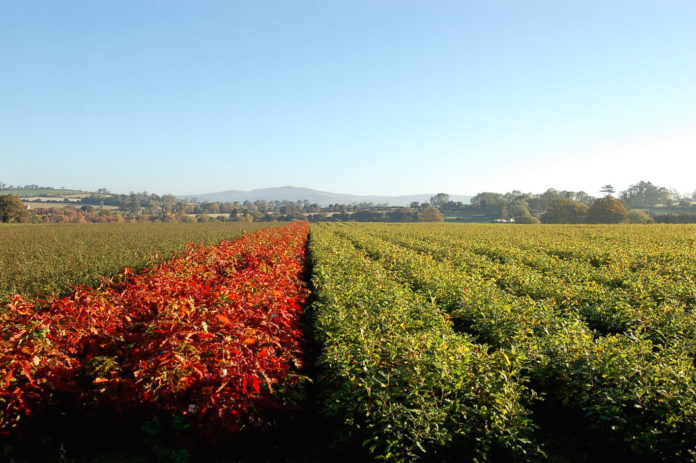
[{"x1": 1, "y1": 0, "x2": 695, "y2": 198}]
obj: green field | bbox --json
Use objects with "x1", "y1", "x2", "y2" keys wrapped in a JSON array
[
  {"x1": 309, "y1": 223, "x2": 696, "y2": 461},
  {"x1": 1, "y1": 188, "x2": 88, "y2": 197},
  {"x1": 0, "y1": 222, "x2": 270, "y2": 302}
]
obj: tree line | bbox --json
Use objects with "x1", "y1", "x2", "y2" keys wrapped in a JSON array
[
  {"x1": 0, "y1": 180, "x2": 694, "y2": 224},
  {"x1": 426, "y1": 181, "x2": 695, "y2": 224}
]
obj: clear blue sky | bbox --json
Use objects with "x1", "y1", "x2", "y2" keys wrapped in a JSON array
[{"x1": 2, "y1": 0, "x2": 695, "y2": 197}]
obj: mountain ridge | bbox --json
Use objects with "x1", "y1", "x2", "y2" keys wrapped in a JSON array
[{"x1": 180, "y1": 186, "x2": 472, "y2": 207}]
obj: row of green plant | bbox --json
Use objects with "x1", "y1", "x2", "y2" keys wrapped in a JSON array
[
  {"x1": 363, "y1": 224, "x2": 696, "y2": 349},
  {"x1": 0, "y1": 222, "x2": 271, "y2": 303},
  {"x1": 365, "y1": 223, "x2": 695, "y2": 298},
  {"x1": 414, "y1": 223, "x2": 695, "y2": 295},
  {"x1": 308, "y1": 225, "x2": 538, "y2": 461},
  {"x1": 328, "y1": 223, "x2": 696, "y2": 460},
  {"x1": 402, "y1": 222, "x2": 696, "y2": 271}
]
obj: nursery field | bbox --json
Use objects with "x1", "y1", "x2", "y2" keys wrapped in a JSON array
[
  {"x1": 309, "y1": 223, "x2": 696, "y2": 461},
  {"x1": 0, "y1": 222, "x2": 270, "y2": 302},
  {"x1": 1, "y1": 222, "x2": 695, "y2": 462},
  {"x1": 1, "y1": 222, "x2": 310, "y2": 462}
]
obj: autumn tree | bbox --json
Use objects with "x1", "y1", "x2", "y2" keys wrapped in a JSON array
[
  {"x1": 0, "y1": 194, "x2": 29, "y2": 223},
  {"x1": 419, "y1": 206, "x2": 444, "y2": 222},
  {"x1": 587, "y1": 196, "x2": 629, "y2": 223}
]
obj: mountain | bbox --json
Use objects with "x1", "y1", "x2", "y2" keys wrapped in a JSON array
[{"x1": 180, "y1": 186, "x2": 472, "y2": 207}]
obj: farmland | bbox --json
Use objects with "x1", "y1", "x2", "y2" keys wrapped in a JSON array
[
  {"x1": 0, "y1": 222, "x2": 270, "y2": 302},
  {"x1": 309, "y1": 223, "x2": 696, "y2": 461},
  {"x1": 1, "y1": 222, "x2": 695, "y2": 461},
  {"x1": 1, "y1": 222, "x2": 310, "y2": 461}
]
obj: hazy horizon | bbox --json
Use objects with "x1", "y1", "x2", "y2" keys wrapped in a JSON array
[
  {"x1": 2, "y1": 1, "x2": 695, "y2": 198},
  {"x1": 2, "y1": 181, "x2": 691, "y2": 202}
]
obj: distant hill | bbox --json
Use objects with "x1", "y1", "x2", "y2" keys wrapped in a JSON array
[{"x1": 182, "y1": 186, "x2": 472, "y2": 207}]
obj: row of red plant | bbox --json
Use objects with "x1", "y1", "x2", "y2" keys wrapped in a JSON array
[{"x1": 0, "y1": 222, "x2": 310, "y2": 437}]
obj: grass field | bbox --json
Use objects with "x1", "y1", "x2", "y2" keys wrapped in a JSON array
[
  {"x1": 23, "y1": 202, "x2": 121, "y2": 210},
  {"x1": 0, "y1": 222, "x2": 271, "y2": 302},
  {"x1": 1, "y1": 188, "x2": 89, "y2": 197}
]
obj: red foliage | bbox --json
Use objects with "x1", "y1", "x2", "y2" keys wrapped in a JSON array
[{"x1": 0, "y1": 222, "x2": 310, "y2": 436}]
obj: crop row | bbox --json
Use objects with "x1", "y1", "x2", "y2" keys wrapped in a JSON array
[
  {"x1": 0, "y1": 222, "x2": 271, "y2": 303},
  {"x1": 320, "y1": 223, "x2": 696, "y2": 460},
  {"x1": 2, "y1": 221, "x2": 694, "y2": 460},
  {"x1": 0, "y1": 222, "x2": 310, "y2": 438},
  {"x1": 309, "y1": 225, "x2": 537, "y2": 461},
  {"x1": 361, "y1": 224, "x2": 696, "y2": 350}
]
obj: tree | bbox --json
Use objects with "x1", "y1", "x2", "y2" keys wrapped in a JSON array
[
  {"x1": 306, "y1": 203, "x2": 321, "y2": 213},
  {"x1": 254, "y1": 200, "x2": 269, "y2": 213},
  {"x1": 419, "y1": 206, "x2": 444, "y2": 222},
  {"x1": 600, "y1": 184, "x2": 615, "y2": 195},
  {"x1": 0, "y1": 194, "x2": 29, "y2": 223},
  {"x1": 538, "y1": 189, "x2": 560, "y2": 211},
  {"x1": 621, "y1": 181, "x2": 671, "y2": 207},
  {"x1": 204, "y1": 202, "x2": 220, "y2": 214},
  {"x1": 128, "y1": 194, "x2": 141, "y2": 213},
  {"x1": 587, "y1": 196, "x2": 628, "y2": 223},
  {"x1": 470, "y1": 192, "x2": 506, "y2": 207},
  {"x1": 575, "y1": 191, "x2": 593, "y2": 205},
  {"x1": 429, "y1": 193, "x2": 450, "y2": 208},
  {"x1": 509, "y1": 199, "x2": 530, "y2": 218},
  {"x1": 350, "y1": 210, "x2": 386, "y2": 222},
  {"x1": 498, "y1": 202, "x2": 509, "y2": 220},
  {"x1": 540, "y1": 198, "x2": 589, "y2": 224},
  {"x1": 388, "y1": 208, "x2": 419, "y2": 222},
  {"x1": 627, "y1": 210, "x2": 653, "y2": 224}
]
